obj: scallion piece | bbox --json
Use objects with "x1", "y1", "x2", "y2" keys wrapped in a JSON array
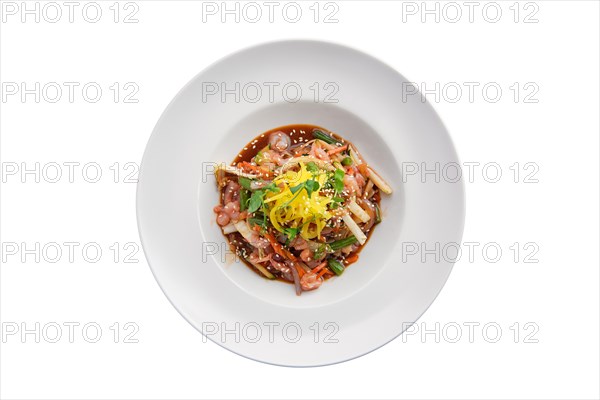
[{"x1": 341, "y1": 157, "x2": 353, "y2": 166}]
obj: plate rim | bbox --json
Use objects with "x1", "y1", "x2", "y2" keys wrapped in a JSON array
[{"x1": 136, "y1": 39, "x2": 466, "y2": 367}]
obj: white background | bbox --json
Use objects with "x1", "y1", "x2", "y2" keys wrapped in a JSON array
[{"x1": 1, "y1": 1, "x2": 599, "y2": 399}]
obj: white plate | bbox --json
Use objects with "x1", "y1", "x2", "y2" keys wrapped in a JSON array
[{"x1": 137, "y1": 40, "x2": 465, "y2": 366}]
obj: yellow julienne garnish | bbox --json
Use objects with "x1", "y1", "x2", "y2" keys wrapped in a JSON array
[{"x1": 264, "y1": 162, "x2": 332, "y2": 240}]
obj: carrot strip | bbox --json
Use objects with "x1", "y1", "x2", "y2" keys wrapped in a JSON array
[
  {"x1": 345, "y1": 253, "x2": 359, "y2": 264},
  {"x1": 317, "y1": 268, "x2": 328, "y2": 278},
  {"x1": 311, "y1": 261, "x2": 328, "y2": 274},
  {"x1": 263, "y1": 230, "x2": 297, "y2": 261},
  {"x1": 357, "y1": 163, "x2": 369, "y2": 178},
  {"x1": 328, "y1": 144, "x2": 348, "y2": 155},
  {"x1": 237, "y1": 161, "x2": 274, "y2": 179},
  {"x1": 262, "y1": 230, "x2": 304, "y2": 278},
  {"x1": 294, "y1": 262, "x2": 305, "y2": 278}
]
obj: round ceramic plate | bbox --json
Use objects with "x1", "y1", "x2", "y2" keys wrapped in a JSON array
[{"x1": 137, "y1": 40, "x2": 465, "y2": 367}]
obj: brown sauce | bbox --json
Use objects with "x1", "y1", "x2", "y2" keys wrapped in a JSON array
[{"x1": 233, "y1": 124, "x2": 341, "y2": 164}]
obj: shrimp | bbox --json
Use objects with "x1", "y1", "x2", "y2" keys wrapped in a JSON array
[
  {"x1": 269, "y1": 131, "x2": 291, "y2": 151},
  {"x1": 290, "y1": 237, "x2": 309, "y2": 250},
  {"x1": 360, "y1": 198, "x2": 377, "y2": 232},
  {"x1": 234, "y1": 221, "x2": 270, "y2": 249},
  {"x1": 355, "y1": 172, "x2": 366, "y2": 191},
  {"x1": 248, "y1": 250, "x2": 271, "y2": 264},
  {"x1": 343, "y1": 175, "x2": 360, "y2": 195},
  {"x1": 223, "y1": 180, "x2": 240, "y2": 204},
  {"x1": 309, "y1": 141, "x2": 330, "y2": 161},
  {"x1": 215, "y1": 201, "x2": 240, "y2": 226},
  {"x1": 262, "y1": 150, "x2": 285, "y2": 166},
  {"x1": 269, "y1": 258, "x2": 293, "y2": 282},
  {"x1": 223, "y1": 201, "x2": 240, "y2": 221},
  {"x1": 300, "y1": 272, "x2": 323, "y2": 291},
  {"x1": 345, "y1": 167, "x2": 366, "y2": 194},
  {"x1": 237, "y1": 161, "x2": 274, "y2": 179},
  {"x1": 300, "y1": 248, "x2": 313, "y2": 262},
  {"x1": 248, "y1": 232, "x2": 270, "y2": 249},
  {"x1": 341, "y1": 245, "x2": 354, "y2": 254},
  {"x1": 216, "y1": 212, "x2": 230, "y2": 226}
]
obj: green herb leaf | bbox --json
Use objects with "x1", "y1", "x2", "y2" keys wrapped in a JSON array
[
  {"x1": 284, "y1": 218, "x2": 313, "y2": 243},
  {"x1": 264, "y1": 182, "x2": 280, "y2": 193},
  {"x1": 248, "y1": 190, "x2": 264, "y2": 213},
  {"x1": 261, "y1": 204, "x2": 269, "y2": 228},
  {"x1": 304, "y1": 179, "x2": 320, "y2": 197},
  {"x1": 238, "y1": 177, "x2": 252, "y2": 190},
  {"x1": 283, "y1": 227, "x2": 299, "y2": 241},
  {"x1": 290, "y1": 183, "x2": 304, "y2": 194},
  {"x1": 248, "y1": 214, "x2": 267, "y2": 227},
  {"x1": 283, "y1": 179, "x2": 319, "y2": 210},
  {"x1": 334, "y1": 169, "x2": 345, "y2": 193},
  {"x1": 306, "y1": 161, "x2": 319, "y2": 174},
  {"x1": 329, "y1": 195, "x2": 344, "y2": 210},
  {"x1": 239, "y1": 189, "x2": 250, "y2": 211}
]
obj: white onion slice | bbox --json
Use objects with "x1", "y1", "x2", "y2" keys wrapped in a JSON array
[
  {"x1": 342, "y1": 213, "x2": 367, "y2": 245},
  {"x1": 221, "y1": 223, "x2": 238, "y2": 234},
  {"x1": 367, "y1": 167, "x2": 393, "y2": 194},
  {"x1": 348, "y1": 199, "x2": 371, "y2": 223},
  {"x1": 216, "y1": 164, "x2": 258, "y2": 179},
  {"x1": 233, "y1": 220, "x2": 255, "y2": 243}
]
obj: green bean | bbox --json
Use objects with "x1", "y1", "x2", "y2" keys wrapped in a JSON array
[
  {"x1": 327, "y1": 258, "x2": 345, "y2": 276},
  {"x1": 313, "y1": 129, "x2": 342, "y2": 145},
  {"x1": 329, "y1": 235, "x2": 358, "y2": 250},
  {"x1": 374, "y1": 203, "x2": 382, "y2": 224}
]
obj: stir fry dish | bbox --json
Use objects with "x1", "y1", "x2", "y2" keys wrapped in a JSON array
[{"x1": 213, "y1": 125, "x2": 393, "y2": 295}]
